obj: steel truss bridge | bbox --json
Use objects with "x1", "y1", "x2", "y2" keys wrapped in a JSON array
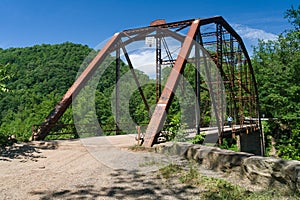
[{"x1": 32, "y1": 16, "x2": 264, "y2": 155}]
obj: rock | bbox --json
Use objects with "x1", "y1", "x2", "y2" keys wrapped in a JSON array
[
  {"x1": 7, "y1": 135, "x2": 17, "y2": 145},
  {"x1": 243, "y1": 156, "x2": 300, "y2": 193},
  {"x1": 157, "y1": 142, "x2": 300, "y2": 192},
  {"x1": 158, "y1": 142, "x2": 252, "y2": 171},
  {"x1": 155, "y1": 142, "x2": 191, "y2": 156}
]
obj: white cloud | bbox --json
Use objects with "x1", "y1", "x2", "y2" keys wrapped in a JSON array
[
  {"x1": 232, "y1": 24, "x2": 278, "y2": 42},
  {"x1": 231, "y1": 24, "x2": 279, "y2": 56},
  {"x1": 127, "y1": 49, "x2": 156, "y2": 78},
  {"x1": 121, "y1": 38, "x2": 181, "y2": 79}
]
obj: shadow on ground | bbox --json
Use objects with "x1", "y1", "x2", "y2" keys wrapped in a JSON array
[
  {"x1": 0, "y1": 141, "x2": 58, "y2": 162},
  {"x1": 29, "y1": 168, "x2": 199, "y2": 199}
]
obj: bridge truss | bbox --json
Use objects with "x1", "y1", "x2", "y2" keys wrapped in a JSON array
[{"x1": 32, "y1": 16, "x2": 263, "y2": 153}]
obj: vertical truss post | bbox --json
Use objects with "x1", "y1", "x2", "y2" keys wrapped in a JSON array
[
  {"x1": 202, "y1": 43, "x2": 220, "y2": 144},
  {"x1": 121, "y1": 46, "x2": 151, "y2": 115},
  {"x1": 116, "y1": 47, "x2": 120, "y2": 134},
  {"x1": 195, "y1": 31, "x2": 201, "y2": 135},
  {"x1": 156, "y1": 33, "x2": 162, "y2": 103},
  {"x1": 237, "y1": 44, "x2": 244, "y2": 127},
  {"x1": 144, "y1": 19, "x2": 201, "y2": 147},
  {"x1": 216, "y1": 23, "x2": 224, "y2": 144},
  {"x1": 216, "y1": 24, "x2": 223, "y2": 69},
  {"x1": 230, "y1": 34, "x2": 238, "y2": 122}
]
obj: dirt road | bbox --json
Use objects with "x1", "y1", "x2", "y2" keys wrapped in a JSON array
[{"x1": 0, "y1": 135, "x2": 199, "y2": 199}]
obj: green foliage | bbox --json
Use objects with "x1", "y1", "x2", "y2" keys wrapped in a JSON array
[
  {"x1": 2, "y1": 5, "x2": 298, "y2": 160},
  {"x1": 172, "y1": 126, "x2": 189, "y2": 142},
  {"x1": 284, "y1": 5, "x2": 300, "y2": 30},
  {"x1": 252, "y1": 6, "x2": 300, "y2": 160},
  {"x1": 278, "y1": 125, "x2": 300, "y2": 160},
  {"x1": 201, "y1": 176, "x2": 246, "y2": 200},
  {"x1": 166, "y1": 115, "x2": 189, "y2": 142},
  {"x1": 253, "y1": 5, "x2": 300, "y2": 120},
  {"x1": 179, "y1": 162, "x2": 201, "y2": 184},
  {"x1": 0, "y1": 63, "x2": 12, "y2": 146},
  {"x1": 0, "y1": 43, "x2": 91, "y2": 142},
  {"x1": 219, "y1": 138, "x2": 239, "y2": 152},
  {"x1": 0, "y1": 63, "x2": 11, "y2": 92},
  {"x1": 159, "y1": 164, "x2": 182, "y2": 179},
  {"x1": 0, "y1": 133, "x2": 9, "y2": 147},
  {"x1": 0, "y1": 42, "x2": 190, "y2": 142},
  {"x1": 263, "y1": 120, "x2": 300, "y2": 160},
  {"x1": 191, "y1": 132, "x2": 206, "y2": 144}
]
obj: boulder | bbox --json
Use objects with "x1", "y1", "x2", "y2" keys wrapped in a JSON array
[{"x1": 243, "y1": 156, "x2": 300, "y2": 193}]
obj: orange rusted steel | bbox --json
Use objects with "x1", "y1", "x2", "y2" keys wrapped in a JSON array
[
  {"x1": 143, "y1": 19, "x2": 201, "y2": 147},
  {"x1": 150, "y1": 19, "x2": 166, "y2": 26}
]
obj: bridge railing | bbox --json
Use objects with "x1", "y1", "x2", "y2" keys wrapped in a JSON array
[
  {"x1": 31, "y1": 122, "x2": 200, "y2": 140},
  {"x1": 31, "y1": 123, "x2": 169, "y2": 139}
]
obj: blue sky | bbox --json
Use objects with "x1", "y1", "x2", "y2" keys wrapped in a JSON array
[{"x1": 0, "y1": 0, "x2": 298, "y2": 54}]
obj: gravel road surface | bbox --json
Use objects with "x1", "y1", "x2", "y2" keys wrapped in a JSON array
[{"x1": 0, "y1": 135, "x2": 203, "y2": 199}]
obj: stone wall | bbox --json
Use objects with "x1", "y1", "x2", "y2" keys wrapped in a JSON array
[{"x1": 154, "y1": 142, "x2": 300, "y2": 193}]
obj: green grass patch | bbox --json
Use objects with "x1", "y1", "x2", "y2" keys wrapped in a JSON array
[
  {"x1": 159, "y1": 163, "x2": 182, "y2": 179},
  {"x1": 158, "y1": 162, "x2": 300, "y2": 200}
]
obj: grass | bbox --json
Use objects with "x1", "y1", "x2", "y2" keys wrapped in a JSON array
[
  {"x1": 158, "y1": 162, "x2": 300, "y2": 200},
  {"x1": 159, "y1": 163, "x2": 182, "y2": 179},
  {"x1": 128, "y1": 144, "x2": 154, "y2": 152}
]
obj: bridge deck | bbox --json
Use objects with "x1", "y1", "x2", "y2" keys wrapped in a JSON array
[{"x1": 186, "y1": 124, "x2": 259, "y2": 143}]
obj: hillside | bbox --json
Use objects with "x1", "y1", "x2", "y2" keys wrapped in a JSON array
[
  {"x1": 0, "y1": 42, "x2": 161, "y2": 143},
  {"x1": 0, "y1": 43, "x2": 91, "y2": 141}
]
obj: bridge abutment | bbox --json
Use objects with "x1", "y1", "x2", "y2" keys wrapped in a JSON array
[{"x1": 239, "y1": 130, "x2": 264, "y2": 156}]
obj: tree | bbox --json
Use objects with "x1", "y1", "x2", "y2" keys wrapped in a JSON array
[
  {"x1": 252, "y1": 5, "x2": 300, "y2": 160},
  {"x1": 0, "y1": 63, "x2": 14, "y2": 143},
  {"x1": 0, "y1": 43, "x2": 91, "y2": 142},
  {"x1": 285, "y1": 5, "x2": 300, "y2": 30},
  {"x1": 0, "y1": 63, "x2": 10, "y2": 92}
]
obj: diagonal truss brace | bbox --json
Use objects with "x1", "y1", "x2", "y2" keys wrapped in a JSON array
[
  {"x1": 143, "y1": 19, "x2": 201, "y2": 147},
  {"x1": 32, "y1": 33, "x2": 122, "y2": 140}
]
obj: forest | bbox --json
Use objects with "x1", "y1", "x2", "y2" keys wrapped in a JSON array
[{"x1": 0, "y1": 6, "x2": 299, "y2": 160}]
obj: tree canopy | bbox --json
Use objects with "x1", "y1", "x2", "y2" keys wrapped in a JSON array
[
  {"x1": 0, "y1": 43, "x2": 91, "y2": 141},
  {"x1": 0, "y1": 42, "x2": 173, "y2": 141},
  {"x1": 252, "y1": 5, "x2": 300, "y2": 160}
]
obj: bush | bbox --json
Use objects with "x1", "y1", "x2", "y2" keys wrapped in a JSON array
[
  {"x1": 192, "y1": 132, "x2": 206, "y2": 144},
  {"x1": 263, "y1": 120, "x2": 300, "y2": 160},
  {"x1": 0, "y1": 133, "x2": 9, "y2": 147}
]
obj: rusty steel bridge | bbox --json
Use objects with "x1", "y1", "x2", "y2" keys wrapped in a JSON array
[{"x1": 32, "y1": 16, "x2": 264, "y2": 155}]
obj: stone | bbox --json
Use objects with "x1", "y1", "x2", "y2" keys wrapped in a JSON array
[
  {"x1": 243, "y1": 156, "x2": 300, "y2": 192},
  {"x1": 157, "y1": 142, "x2": 300, "y2": 192}
]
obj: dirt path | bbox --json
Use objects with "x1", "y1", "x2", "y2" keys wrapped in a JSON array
[{"x1": 0, "y1": 135, "x2": 204, "y2": 199}]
